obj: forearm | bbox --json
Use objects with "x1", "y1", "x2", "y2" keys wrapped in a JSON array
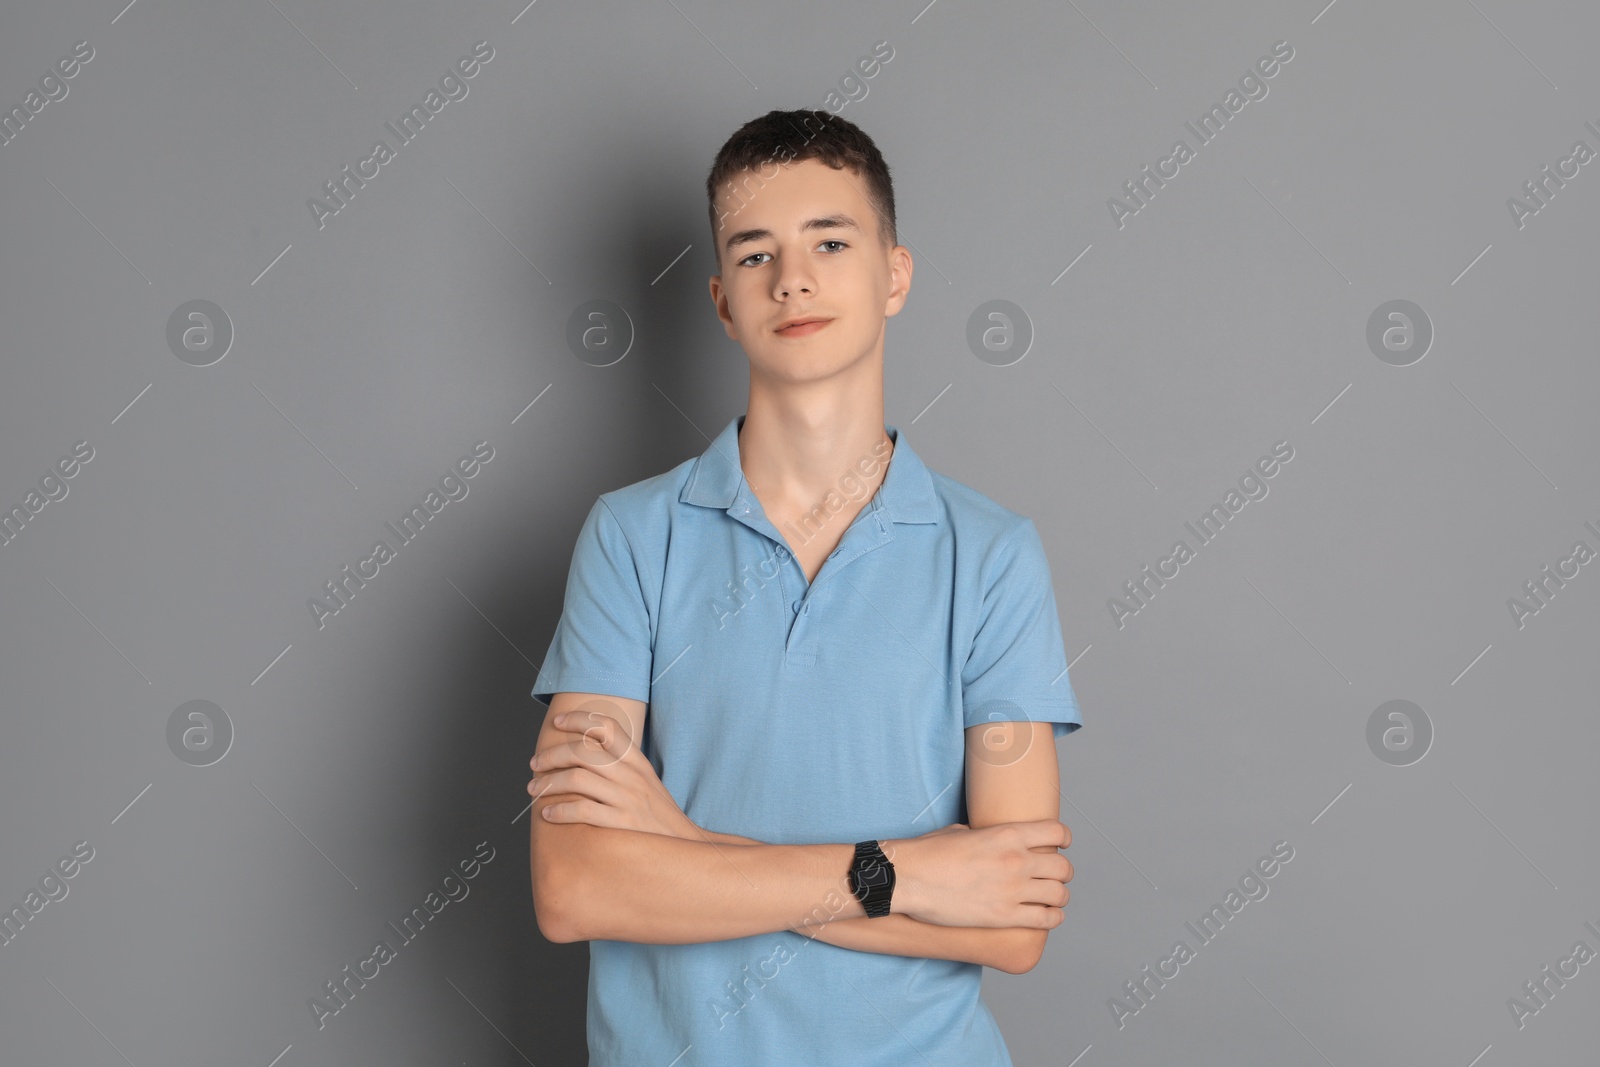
[
  {"x1": 809, "y1": 912, "x2": 1038, "y2": 973},
  {"x1": 532, "y1": 817, "x2": 864, "y2": 944},
  {"x1": 699, "y1": 828, "x2": 1036, "y2": 972}
]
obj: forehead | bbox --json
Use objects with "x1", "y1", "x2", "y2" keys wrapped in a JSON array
[{"x1": 715, "y1": 157, "x2": 870, "y2": 232}]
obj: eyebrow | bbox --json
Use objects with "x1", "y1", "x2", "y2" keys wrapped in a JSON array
[{"x1": 722, "y1": 214, "x2": 864, "y2": 256}]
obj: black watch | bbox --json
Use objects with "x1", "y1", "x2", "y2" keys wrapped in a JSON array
[{"x1": 848, "y1": 840, "x2": 895, "y2": 918}]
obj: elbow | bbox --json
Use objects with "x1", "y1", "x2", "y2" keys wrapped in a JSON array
[
  {"x1": 534, "y1": 879, "x2": 582, "y2": 943},
  {"x1": 997, "y1": 929, "x2": 1050, "y2": 975},
  {"x1": 535, "y1": 903, "x2": 578, "y2": 944},
  {"x1": 531, "y1": 819, "x2": 597, "y2": 944},
  {"x1": 532, "y1": 859, "x2": 580, "y2": 942}
]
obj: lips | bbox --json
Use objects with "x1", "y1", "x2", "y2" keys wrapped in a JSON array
[{"x1": 776, "y1": 317, "x2": 832, "y2": 336}]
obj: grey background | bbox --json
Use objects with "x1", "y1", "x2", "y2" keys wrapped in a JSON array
[{"x1": 2, "y1": 1, "x2": 1597, "y2": 1065}]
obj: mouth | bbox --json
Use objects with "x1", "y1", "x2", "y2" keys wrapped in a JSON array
[{"x1": 775, "y1": 317, "x2": 833, "y2": 337}]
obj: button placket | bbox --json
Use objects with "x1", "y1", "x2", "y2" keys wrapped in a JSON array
[
  {"x1": 806, "y1": 518, "x2": 891, "y2": 597},
  {"x1": 784, "y1": 550, "x2": 809, "y2": 653},
  {"x1": 784, "y1": 517, "x2": 895, "y2": 659},
  {"x1": 784, "y1": 549, "x2": 818, "y2": 663}
]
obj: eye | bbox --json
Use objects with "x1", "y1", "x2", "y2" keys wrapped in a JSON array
[{"x1": 737, "y1": 239, "x2": 847, "y2": 267}]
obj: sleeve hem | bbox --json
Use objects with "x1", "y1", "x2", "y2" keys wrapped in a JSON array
[
  {"x1": 531, "y1": 668, "x2": 651, "y2": 708},
  {"x1": 963, "y1": 696, "x2": 1083, "y2": 734}
]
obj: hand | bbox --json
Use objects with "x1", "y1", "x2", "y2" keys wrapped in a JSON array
[
  {"x1": 882, "y1": 819, "x2": 1072, "y2": 929},
  {"x1": 528, "y1": 707, "x2": 700, "y2": 840}
]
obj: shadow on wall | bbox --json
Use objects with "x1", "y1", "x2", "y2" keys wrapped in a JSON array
[{"x1": 474, "y1": 160, "x2": 746, "y2": 1061}]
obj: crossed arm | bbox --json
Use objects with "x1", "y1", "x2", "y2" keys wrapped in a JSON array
[{"x1": 527, "y1": 692, "x2": 1071, "y2": 975}]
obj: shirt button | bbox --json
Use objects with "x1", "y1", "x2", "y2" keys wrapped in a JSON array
[{"x1": 791, "y1": 600, "x2": 803, "y2": 613}]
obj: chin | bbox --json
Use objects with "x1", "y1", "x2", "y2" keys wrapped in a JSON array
[{"x1": 763, "y1": 356, "x2": 866, "y2": 386}]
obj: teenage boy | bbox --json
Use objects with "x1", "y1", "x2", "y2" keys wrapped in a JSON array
[{"x1": 528, "y1": 109, "x2": 1083, "y2": 1067}]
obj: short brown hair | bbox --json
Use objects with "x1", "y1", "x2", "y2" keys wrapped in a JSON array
[{"x1": 705, "y1": 109, "x2": 897, "y2": 270}]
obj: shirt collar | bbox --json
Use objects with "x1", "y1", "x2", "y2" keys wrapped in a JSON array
[{"x1": 681, "y1": 414, "x2": 941, "y2": 526}]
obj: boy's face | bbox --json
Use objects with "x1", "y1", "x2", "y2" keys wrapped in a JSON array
[{"x1": 709, "y1": 158, "x2": 911, "y2": 385}]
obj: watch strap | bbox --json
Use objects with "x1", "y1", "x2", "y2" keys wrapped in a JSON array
[{"x1": 848, "y1": 839, "x2": 895, "y2": 918}]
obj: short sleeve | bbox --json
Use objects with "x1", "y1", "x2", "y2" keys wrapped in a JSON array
[
  {"x1": 530, "y1": 497, "x2": 654, "y2": 707},
  {"x1": 960, "y1": 518, "x2": 1082, "y2": 739}
]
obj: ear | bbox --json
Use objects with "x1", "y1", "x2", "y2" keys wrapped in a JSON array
[
  {"x1": 708, "y1": 275, "x2": 738, "y2": 339},
  {"x1": 883, "y1": 245, "x2": 914, "y2": 318}
]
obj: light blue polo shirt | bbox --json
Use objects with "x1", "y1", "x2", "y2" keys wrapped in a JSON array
[{"x1": 533, "y1": 413, "x2": 1082, "y2": 1067}]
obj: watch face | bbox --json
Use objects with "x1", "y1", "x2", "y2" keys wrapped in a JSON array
[{"x1": 857, "y1": 863, "x2": 890, "y2": 889}]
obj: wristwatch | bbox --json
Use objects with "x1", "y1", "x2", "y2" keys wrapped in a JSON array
[{"x1": 847, "y1": 840, "x2": 895, "y2": 918}]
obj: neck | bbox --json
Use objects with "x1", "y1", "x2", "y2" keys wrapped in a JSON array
[{"x1": 738, "y1": 384, "x2": 891, "y2": 508}]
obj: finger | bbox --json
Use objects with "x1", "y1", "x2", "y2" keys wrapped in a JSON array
[
  {"x1": 572, "y1": 711, "x2": 639, "y2": 765},
  {"x1": 530, "y1": 767, "x2": 626, "y2": 808},
  {"x1": 539, "y1": 798, "x2": 626, "y2": 829},
  {"x1": 1017, "y1": 876, "x2": 1068, "y2": 908},
  {"x1": 1020, "y1": 878, "x2": 1070, "y2": 908},
  {"x1": 1018, "y1": 819, "x2": 1070, "y2": 849},
  {"x1": 557, "y1": 708, "x2": 640, "y2": 757},
  {"x1": 1003, "y1": 903, "x2": 1064, "y2": 930},
  {"x1": 1024, "y1": 853, "x2": 1073, "y2": 883},
  {"x1": 559, "y1": 708, "x2": 615, "y2": 736},
  {"x1": 539, "y1": 726, "x2": 632, "y2": 772},
  {"x1": 534, "y1": 742, "x2": 619, "y2": 775}
]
